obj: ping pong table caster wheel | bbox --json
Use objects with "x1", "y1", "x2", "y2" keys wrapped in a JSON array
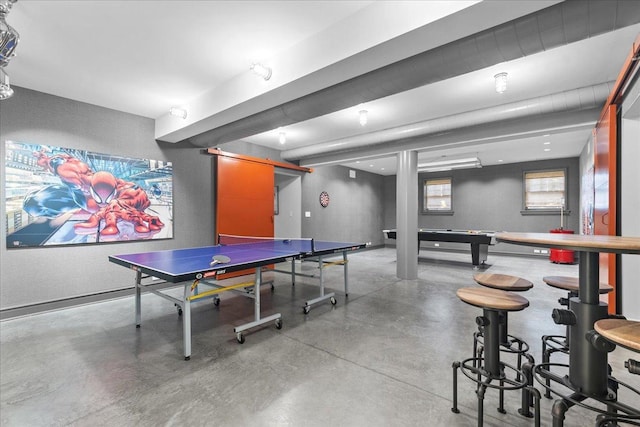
[
  {"x1": 175, "y1": 304, "x2": 183, "y2": 316},
  {"x1": 275, "y1": 319, "x2": 282, "y2": 329},
  {"x1": 213, "y1": 298, "x2": 220, "y2": 306},
  {"x1": 330, "y1": 296, "x2": 337, "y2": 306},
  {"x1": 236, "y1": 332, "x2": 245, "y2": 344},
  {"x1": 303, "y1": 305, "x2": 311, "y2": 314}
]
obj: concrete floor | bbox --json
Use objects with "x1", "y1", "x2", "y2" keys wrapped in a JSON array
[{"x1": 1, "y1": 248, "x2": 639, "y2": 426}]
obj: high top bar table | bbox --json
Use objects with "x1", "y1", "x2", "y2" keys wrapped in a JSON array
[{"x1": 495, "y1": 232, "x2": 640, "y2": 426}]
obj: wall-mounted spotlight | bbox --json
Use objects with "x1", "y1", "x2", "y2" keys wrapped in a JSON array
[
  {"x1": 169, "y1": 106, "x2": 187, "y2": 119},
  {"x1": 359, "y1": 109, "x2": 368, "y2": 126},
  {"x1": 494, "y1": 72, "x2": 508, "y2": 93},
  {"x1": 0, "y1": 0, "x2": 20, "y2": 68},
  {"x1": 251, "y1": 63, "x2": 272, "y2": 81}
]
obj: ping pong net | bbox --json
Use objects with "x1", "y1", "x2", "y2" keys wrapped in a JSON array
[{"x1": 218, "y1": 234, "x2": 316, "y2": 254}]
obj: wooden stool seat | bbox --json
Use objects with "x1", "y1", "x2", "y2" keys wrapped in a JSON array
[
  {"x1": 457, "y1": 287, "x2": 529, "y2": 312},
  {"x1": 474, "y1": 273, "x2": 533, "y2": 292},
  {"x1": 542, "y1": 276, "x2": 613, "y2": 294},
  {"x1": 594, "y1": 319, "x2": 640, "y2": 352}
]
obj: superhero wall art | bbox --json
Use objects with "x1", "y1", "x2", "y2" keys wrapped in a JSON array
[{"x1": 4, "y1": 141, "x2": 173, "y2": 247}]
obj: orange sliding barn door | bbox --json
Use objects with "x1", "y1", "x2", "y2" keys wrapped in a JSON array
[
  {"x1": 216, "y1": 156, "x2": 274, "y2": 277},
  {"x1": 593, "y1": 104, "x2": 617, "y2": 313}
]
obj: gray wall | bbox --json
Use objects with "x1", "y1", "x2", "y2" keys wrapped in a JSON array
[
  {"x1": 383, "y1": 157, "x2": 581, "y2": 256},
  {"x1": 1, "y1": 87, "x2": 214, "y2": 313},
  {"x1": 301, "y1": 165, "x2": 385, "y2": 245}
]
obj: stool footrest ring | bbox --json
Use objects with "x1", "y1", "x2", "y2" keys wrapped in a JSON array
[
  {"x1": 459, "y1": 357, "x2": 528, "y2": 391},
  {"x1": 533, "y1": 362, "x2": 640, "y2": 420}
]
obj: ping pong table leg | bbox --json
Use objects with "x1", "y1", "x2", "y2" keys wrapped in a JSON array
[
  {"x1": 303, "y1": 254, "x2": 337, "y2": 313},
  {"x1": 135, "y1": 270, "x2": 142, "y2": 328},
  {"x1": 255, "y1": 267, "x2": 261, "y2": 322},
  {"x1": 233, "y1": 267, "x2": 282, "y2": 343},
  {"x1": 319, "y1": 254, "x2": 324, "y2": 295},
  {"x1": 343, "y1": 251, "x2": 349, "y2": 297},
  {"x1": 182, "y1": 282, "x2": 191, "y2": 360},
  {"x1": 291, "y1": 258, "x2": 296, "y2": 286}
]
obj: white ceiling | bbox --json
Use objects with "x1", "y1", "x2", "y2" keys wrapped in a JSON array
[{"x1": 4, "y1": 1, "x2": 640, "y2": 175}]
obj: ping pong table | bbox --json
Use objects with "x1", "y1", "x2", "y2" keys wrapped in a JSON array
[{"x1": 108, "y1": 235, "x2": 366, "y2": 359}]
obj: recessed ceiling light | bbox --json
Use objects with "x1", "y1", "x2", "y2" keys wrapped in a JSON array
[
  {"x1": 543, "y1": 141, "x2": 551, "y2": 145},
  {"x1": 544, "y1": 148, "x2": 551, "y2": 152},
  {"x1": 498, "y1": 159, "x2": 504, "y2": 162}
]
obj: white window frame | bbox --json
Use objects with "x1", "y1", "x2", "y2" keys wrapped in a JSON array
[
  {"x1": 423, "y1": 177, "x2": 452, "y2": 213},
  {"x1": 523, "y1": 169, "x2": 567, "y2": 211}
]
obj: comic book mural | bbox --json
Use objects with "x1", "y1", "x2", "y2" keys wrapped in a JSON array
[{"x1": 5, "y1": 141, "x2": 173, "y2": 247}]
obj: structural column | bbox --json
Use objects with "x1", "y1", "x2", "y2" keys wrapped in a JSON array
[{"x1": 396, "y1": 150, "x2": 418, "y2": 279}]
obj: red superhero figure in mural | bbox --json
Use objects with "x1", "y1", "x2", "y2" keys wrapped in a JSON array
[
  {"x1": 28, "y1": 150, "x2": 164, "y2": 236},
  {"x1": 74, "y1": 171, "x2": 165, "y2": 235},
  {"x1": 32, "y1": 150, "x2": 101, "y2": 213}
]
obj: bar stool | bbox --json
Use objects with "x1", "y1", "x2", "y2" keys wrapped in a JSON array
[
  {"x1": 541, "y1": 276, "x2": 613, "y2": 398},
  {"x1": 472, "y1": 273, "x2": 535, "y2": 374},
  {"x1": 591, "y1": 319, "x2": 640, "y2": 426},
  {"x1": 452, "y1": 287, "x2": 540, "y2": 427}
]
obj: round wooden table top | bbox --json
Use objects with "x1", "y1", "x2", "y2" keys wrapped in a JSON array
[
  {"x1": 542, "y1": 276, "x2": 614, "y2": 294},
  {"x1": 456, "y1": 287, "x2": 529, "y2": 311},
  {"x1": 496, "y1": 232, "x2": 640, "y2": 254},
  {"x1": 594, "y1": 319, "x2": 640, "y2": 352},
  {"x1": 474, "y1": 273, "x2": 533, "y2": 291}
]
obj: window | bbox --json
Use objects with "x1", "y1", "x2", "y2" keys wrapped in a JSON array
[
  {"x1": 423, "y1": 178, "x2": 452, "y2": 212},
  {"x1": 524, "y1": 169, "x2": 566, "y2": 210}
]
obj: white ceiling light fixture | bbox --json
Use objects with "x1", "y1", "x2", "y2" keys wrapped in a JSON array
[
  {"x1": 0, "y1": 67, "x2": 13, "y2": 99},
  {"x1": 169, "y1": 106, "x2": 187, "y2": 119},
  {"x1": 250, "y1": 63, "x2": 272, "y2": 81},
  {"x1": 418, "y1": 157, "x2": 482, "y2": 172},
  {"x1": 359, "y1": 109, "x2": 368, "y2": 126},
  {"x1": 278, "y1": 131, "x2": 286, "y2": 145},
  {"x1": 494, "y1": 72, "x2": 508, "y2": 93}
]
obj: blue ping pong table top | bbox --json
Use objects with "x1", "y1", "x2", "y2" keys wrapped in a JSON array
[{"x1": 109, "y1": 239, "x2": 366, "y2": 283}]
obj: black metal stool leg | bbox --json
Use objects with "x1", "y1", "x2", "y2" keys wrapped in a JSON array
[
  {"x1": 541, "y1": 338, "x2": 552, "y2": 399},
  {"x1": 498, "y1": 377, "x2": 506, "y2": 414},
  {"x1": 477, "y1": 383, "x2": 488, "y2": 427},
  {"x1": 552, "y1": 398, "x2": 570, "y2": 427},
  {"x1": 530, "y1": 386, "x2": 541, "y2": 427},
  {"x1": 452, "y1": 361, "x2": 460, "y2": 414},
  {"x1": 519, "y1": 361, "x2": 534, "y2": 418}
]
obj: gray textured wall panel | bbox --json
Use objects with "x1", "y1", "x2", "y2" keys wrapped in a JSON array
[{"x1": 301, "y1": 165, "x2": 384, "y2": 245}]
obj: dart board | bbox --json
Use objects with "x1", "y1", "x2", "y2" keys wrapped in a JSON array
[{"x1": 319, "y1": 191, "x2": 330, "y2": 208}]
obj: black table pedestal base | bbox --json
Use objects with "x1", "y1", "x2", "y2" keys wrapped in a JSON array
[{"x1": 530, "y1": 362, "x2": 640, "y2": 427}]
